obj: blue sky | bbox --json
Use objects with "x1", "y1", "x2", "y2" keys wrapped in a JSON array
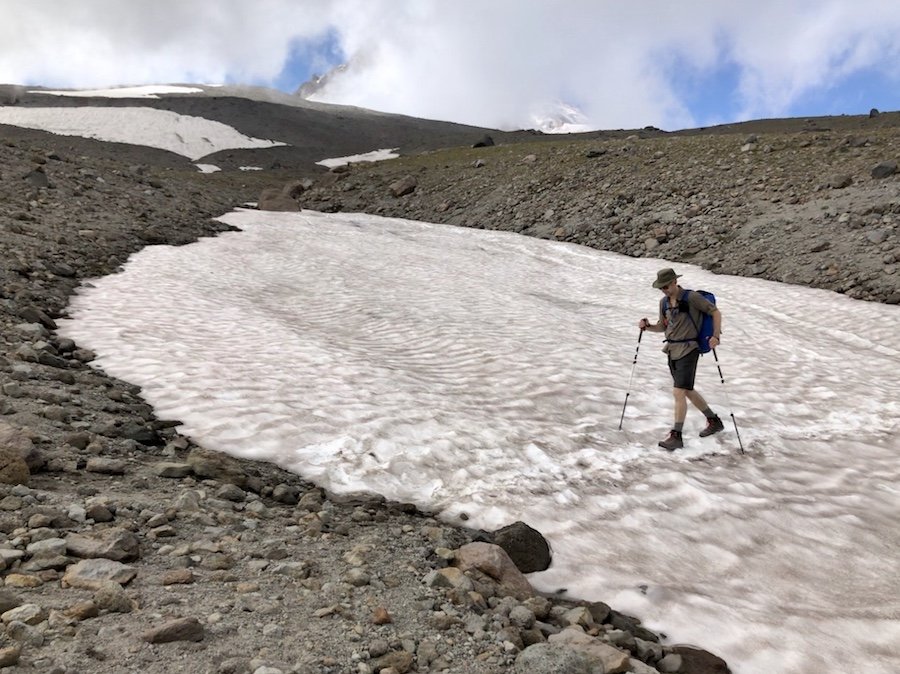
[
  {"x1": 2, "y1": 1, "x2": 900, "y2": 131},
  {"x1": 269, "y1": 29, "x2": 343, "y2": 94}
]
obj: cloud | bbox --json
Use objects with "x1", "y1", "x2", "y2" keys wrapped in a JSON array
[
  {"x1": 1, "y1": 0, "x2": 899, "y2": 131},
  {"x1": 0, "y1": 0, "x2": 334, "y2": 86}
]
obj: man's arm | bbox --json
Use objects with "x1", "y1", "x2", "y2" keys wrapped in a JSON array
[
  {"x1": 709, "y1": 308, "x2": 722, "y2": 349},
  {"x1": 638, "y1": 317, "x2": 665, "y2": 333}
]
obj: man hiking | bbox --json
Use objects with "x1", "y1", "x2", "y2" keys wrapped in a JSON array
[{"x1": 638, "y1": 268, "x2": 724, "y2": 450}]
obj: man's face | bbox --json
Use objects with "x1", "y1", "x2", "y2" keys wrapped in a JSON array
[{"x1": 660, "y1": 281, "x2": 678, "y2": 299}]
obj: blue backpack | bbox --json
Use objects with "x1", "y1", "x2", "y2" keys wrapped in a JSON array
[{"x1": 663, "y1": 289, "x2": 716, "y2": 354}]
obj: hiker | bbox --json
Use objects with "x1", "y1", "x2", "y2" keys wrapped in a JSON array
[{"x1": 638, "y1": 268, "x2": 724, "y2": 450}]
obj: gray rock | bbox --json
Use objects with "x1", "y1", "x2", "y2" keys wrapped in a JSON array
[
  {"x1": 515, "y1": 643, "x2": 600, "y2": 674},
  {"x1": 871, "y1": 161, "x2": 897, "y2": 179},
  {"x1": 62, "y1": 558, "x2": 138, "y2": 590},
  {"x1": 658, "y1": 653, "x2": 683, "y2": 672},
  {"x1": 829, "y1": 174, "x2": 853, "y2": 189},
  {"x1": 26, "y1": 537, "x2": 67, "y2": 557},
  {"x1": 271, "y1": 483, "x2": 300, "y2": 504},
  {"x1": 24, "y1": 168, "x2": 50, "y2": 189},
  {"x1": 93, "y1": 581, "x2": 134, "y2": 612},
  {"x1": 490, "y1": 520, "x2": 552, "y2": 573},
  {"x1": 0, "y1": 591, "x2": 21, "y2": 615},
  {"x1": 1, "y1": 603, "x2": 47, "y2": 626},
  {"x1": 154, "y1": 462, "x2": 193, "y2": 478},
  {"x1": 216, "y1": 483, "x2": 247, "y2": 502},
  {"x1": 66, "y1": 527, "x2": 140, "y2": 561},
  {"x1": 86, "y1": 457, "x2": 127, "y2": 475},
  {"x1": 867, "y1": 229, "x2": 889, "y2": 245},
  {"x1": 187, "y1": 447, "x2": 247, "y2": 487}
]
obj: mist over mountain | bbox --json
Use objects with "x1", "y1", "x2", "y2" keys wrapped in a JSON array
[{"x1": 294, "y1": 61, "x2": 593, "y2": 134}]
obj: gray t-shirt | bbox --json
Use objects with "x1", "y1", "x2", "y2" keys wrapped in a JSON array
[{"x1": 658, "y1": 288, "x2": 717, "y2": 360}]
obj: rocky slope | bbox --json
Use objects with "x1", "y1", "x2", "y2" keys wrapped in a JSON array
[
  {"x1": 0, "y1": 122, "x2": 740, "y2": 674},
  {"x1": 296, "y1": 114, "x2": 900, "y2": 304}
]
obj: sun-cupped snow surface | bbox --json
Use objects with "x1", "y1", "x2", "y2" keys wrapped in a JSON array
[
  {"x1": 316, "y1": 148, "x2": 400, "y2": 168},
  {"x1": 0, "y1": 107, "x2": 285, "y2": 160},
  {"x1": 58, "y1": 209, "x2": 900, "y2": 674},
  {"x1": 30, "y1": 85, "x2": 204, "y2": 98}
]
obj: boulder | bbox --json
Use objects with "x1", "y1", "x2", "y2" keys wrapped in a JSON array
[
  {"x1": 670, "y1": 645, "x2": 731, "y2": 674},
  {"x1": 454, "y1": 541, "x2": 534, "y2": 600},
  {"x1": 187, "y1": 447, "x2": 248, "y2": 487},
  {"x1": 515, "y1": 643, "x2": 601, "y2": 674},
  {"x1": 389, "y1": 175, "x2": 417, "y2": 197},
  {"x1": 66, "y1": 527, "x2": 140, "y2": 562},
  {"x1": 549, "y1": 627, "x2": 631, "y2": 673},
  {"x1": 23, "y1": 167, "x2": 50, "y2": 189},
  {"x1": 829, "y1": 174, "x2": 852, "y2": 189},
  {"x1": 490, "y1": 521, "x2": 552, "y2": 573},
  {"x1": 871, "y1": 161, "x2": 897, "y2": 179}
]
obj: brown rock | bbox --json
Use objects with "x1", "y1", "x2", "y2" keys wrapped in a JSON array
[
  {"x1": 372, "y1": 606, "x2": 392, "y2": 625},
  {"x1": 161, "y1": 568, "x2": 194, "y2": 585},
  {"x1": 64, "y1": 600, "x2": 100, "y2": 621},
  {"x1": 389, "y1": 175, "x2": 417, "y2": 197},
  {"x1": 373, "y1": 650, "x2": 414, "y2": 673},
  {"x1": 0, "y1": 447, "x2": 29, "y2": 486},
  {"x1": 141, "y1": 616, "x2": 205, "y2": 644},
  {"x1": 3, "y1": 574, "x2": 43, "y2": 588},
  {"x1": 0, "y1": 646, "x2": 20, "y2": 668}
]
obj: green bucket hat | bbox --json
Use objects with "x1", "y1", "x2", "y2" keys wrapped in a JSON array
[{"x1": 652, "y1": 268, "x2": 682, "y2": 289}]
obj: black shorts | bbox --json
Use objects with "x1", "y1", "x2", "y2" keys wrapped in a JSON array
[{"x1": 668, "y1": 349, "x2": 700, "y2": 390}]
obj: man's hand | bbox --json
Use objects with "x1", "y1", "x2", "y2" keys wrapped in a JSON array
[
  {"x1": 708, "y1": 335, "x2": 720, "y2": 349},
  {"x1": 638, "y1": 318, "x2": 650, "y2": 330}
]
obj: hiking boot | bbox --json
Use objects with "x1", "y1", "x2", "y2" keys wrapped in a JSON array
[
  {"x1": 699, "y1": 415, "x2": 725, "y2": 437},
  {"x1": 658, "y1": 430, "x2": 683, "y2": 451}
]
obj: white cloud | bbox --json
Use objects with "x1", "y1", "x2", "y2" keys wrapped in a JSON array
[{"x1": 1, "y1": 0, "x2": 899, "y2": 131}]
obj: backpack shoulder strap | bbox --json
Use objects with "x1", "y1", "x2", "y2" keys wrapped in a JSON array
[{"x1": 682, "y1": 290, "x2": 700, "y2": 333}]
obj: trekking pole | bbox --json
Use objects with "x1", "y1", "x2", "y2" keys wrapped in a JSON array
[
  {"x1": 618, "y1": 330, "x2": 644, "y2": 430},
  {"x1": 712, "y1": 349, "x2": 745, "y2": 454}
]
